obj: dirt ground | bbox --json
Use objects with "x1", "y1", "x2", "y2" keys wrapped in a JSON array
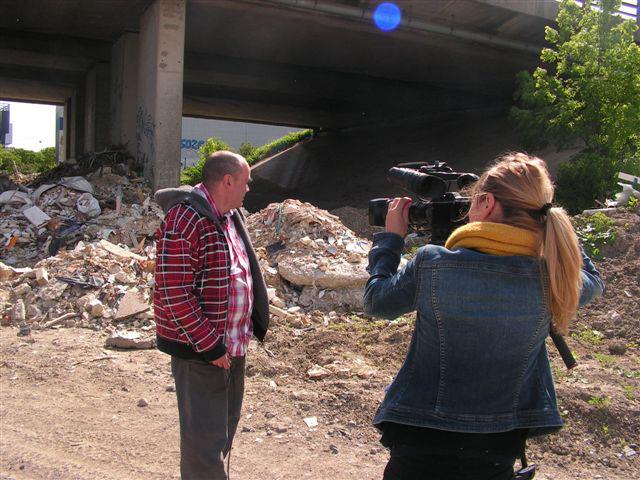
[{"x1": 1, "y1": 209, "x2": 638, "y2": 480}]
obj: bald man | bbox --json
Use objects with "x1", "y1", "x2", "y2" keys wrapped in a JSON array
[{"x1": 154, "y1": 151, "x2": 269, "y2": 479}]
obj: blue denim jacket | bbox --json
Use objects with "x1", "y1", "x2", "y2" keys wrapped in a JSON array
[{"x1": 364, "y1": 232, "x2": 604, "y2": 436}]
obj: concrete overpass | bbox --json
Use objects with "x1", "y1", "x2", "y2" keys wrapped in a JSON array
[{"x1": 0, "y1": 0, "x2": 630, "y2": 190}]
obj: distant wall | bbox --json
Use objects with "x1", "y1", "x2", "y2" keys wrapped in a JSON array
[{"x1": 180, "y1": 117, "x2": 302, "y2": 167}]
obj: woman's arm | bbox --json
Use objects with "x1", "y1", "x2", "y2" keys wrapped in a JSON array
[
  {"x1": 364, "y1": 232, "x2": 420, "y2": 320},
  {"x1": 579, "y1": 249, "x2": 605, "y2": 307}
]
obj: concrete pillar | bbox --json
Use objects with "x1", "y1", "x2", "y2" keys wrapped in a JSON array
[
  {"x1": 84, "y1": 63, "x2": 110, "y2": 152},
  {"x1": 74, "y1": 88, "x2": 85, "y2": 158},
  {"x1": 137, "y1": 0, "x2": 185, "y2": 190},
  {"x1": 110, "y1": 32, "x2": 139, "y2": 157},
  {"x1": 64, "y1": 97, "x2": 74, "y2": 160},
  {"x1": 55, "y1": 105, "x2": 65, "y2": 163}
]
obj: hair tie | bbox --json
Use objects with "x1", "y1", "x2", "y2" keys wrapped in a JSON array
[{"x1": 539, "y1": 203, "x2": 552, "y2": 215}]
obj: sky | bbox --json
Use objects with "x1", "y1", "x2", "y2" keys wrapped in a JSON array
[{"x1": 3, "y1": 101, "x2": 56, "y2": 151}]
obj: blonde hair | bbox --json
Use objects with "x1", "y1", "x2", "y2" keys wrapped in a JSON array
[{"x1": 472, "y1": 152, "x2": 582, "y2": 334}]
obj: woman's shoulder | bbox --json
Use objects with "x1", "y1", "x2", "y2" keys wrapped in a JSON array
[{"x1": 416, "y1": 245, "x2": 542, "y2": 272}]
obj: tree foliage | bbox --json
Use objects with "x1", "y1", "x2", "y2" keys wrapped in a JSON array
[
  {"x1": 180, "y1": 137, "x2": 231, "y2": 185},
  {"x1": 511, "y1": 0, "x2": 640, "y2": 213},
  {"x1": 0, "y1": 146, "x2": 57, "y2": 174}
]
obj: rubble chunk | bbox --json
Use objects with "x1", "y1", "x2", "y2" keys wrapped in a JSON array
[
  {"x1": 23, "y1": 206, "x2": 51, "y2": 226},
  {"x1": 35, "y1": 267, "x2": 49, "y2": 286},
  {"x1": 106, "y1": 330, "x2": 155, "y2": 349},
  {"x1": 115, "y1": 291, "x2": 150, "y2": 320}
]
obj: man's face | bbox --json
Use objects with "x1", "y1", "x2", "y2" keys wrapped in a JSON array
[{"x1": 228, "y1": 160, "x2": 251, "y2": 210}]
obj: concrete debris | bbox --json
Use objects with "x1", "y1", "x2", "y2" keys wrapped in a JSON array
[
  {"x1": 0, "y1": 158, "x2": 163, "y2": 267},
  {"x1": 23, "y1": 206, "x2": 51, "y2": 226},
  {"x1": 246, "y1": 199, "x2": 371, "y2": 311},
  {"x1": 303, "y1": 416, "x2": 319, "y2": 428},
  {"x1": 106, "y1": 330, "x2": 155, "y2": 349},
  {"x1": 34, "y1": 267, "x2": 49, "y2": 286},
  {"x1": 1, "y1": 237, "x2": 155, "y2": 332},
  {"x1": 306, "y1": 364, "x2": 332, "y2": 379},
  {"x1": 115, "y1": 290, "x2": 150, "y2": 320},
  {"x1": 2, "y1": 189, "x2": 376, "y2": 338}
]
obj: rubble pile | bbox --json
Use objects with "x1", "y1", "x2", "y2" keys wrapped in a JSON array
[
  {"x1": 0, "y1": 160, "x2": 163, "y2": 267},
  {"x1": 0, "y1": 238, "x2": 156, "y2": 345},
  {"x1": 246, "y1": 199, "x2": 371, "y2": 313},
  {"x1": 0, "y1": 192, "x2": 376, "y2": 341}
]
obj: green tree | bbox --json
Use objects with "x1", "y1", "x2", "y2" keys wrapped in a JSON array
[
  {"x1": 238, "y1": 141, "x2": 255, "y2": 158},
  {"x1": 511, "y1": 0, "x2": 640, "y2": 213},
  {"x1": 39, "y1": 147, "x2": 57, "y2": 170},
  {"x1": 0, "y1": 146, "x2": 57, "y2": 174},
  {"x1": 180, "y1": 137, "x2": 231, "y2": 185},
  {"x1": 0, "y1": 147, "x2": 21, "y2": 173}
]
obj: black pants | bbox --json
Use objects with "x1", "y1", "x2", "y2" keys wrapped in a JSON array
[{"x1": 383, "y1": 444, "x2": 516, "y2": 480}]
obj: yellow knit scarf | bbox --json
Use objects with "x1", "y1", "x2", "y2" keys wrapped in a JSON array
[{"x1": 445, "y1": 222, "x2": 540, "y2": 257}]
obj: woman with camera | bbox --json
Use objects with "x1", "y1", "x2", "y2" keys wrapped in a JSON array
[{"x1": 364, "y1": 153, "x2": 604, "y2": 480}]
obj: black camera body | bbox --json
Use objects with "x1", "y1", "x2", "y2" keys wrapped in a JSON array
[{"x1": 368, "y1": 162, "x2": 478, "y2": 245}]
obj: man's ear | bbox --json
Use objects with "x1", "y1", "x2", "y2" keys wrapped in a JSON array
[{"x1": 223, "y1": 173, "x2": 233, "y2": 187}]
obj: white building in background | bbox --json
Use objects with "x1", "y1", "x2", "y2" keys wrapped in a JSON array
[{"x1": 180, "y1": 117, "x2": 303, "y2": 167}]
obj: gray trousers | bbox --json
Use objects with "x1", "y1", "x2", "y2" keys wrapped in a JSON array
[{"x1": 171, "y1": 356, "x2": 246, "y2": 480}]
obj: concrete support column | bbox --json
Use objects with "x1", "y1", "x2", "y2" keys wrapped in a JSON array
[
  {"x1": 137, "y1": 0, "x2": 185, "y2": 190},
  {"x1": 110, "y1": 32, "x2": 139, "y2": 157},
  {"x1": 84, "y1": 63, "x2": 110, "y2": 152},
  {"x1": 55, "y1": 105, "x2": 65, "y2": 163}
]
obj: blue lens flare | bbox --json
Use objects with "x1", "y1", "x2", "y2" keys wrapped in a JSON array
[{"x1": 373, "y1": 2, "x2": 402, "y2": 32}]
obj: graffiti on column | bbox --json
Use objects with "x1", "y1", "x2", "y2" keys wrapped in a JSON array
[{"x1": 136, "y1": 105, "x2": 155, "y2": 172}]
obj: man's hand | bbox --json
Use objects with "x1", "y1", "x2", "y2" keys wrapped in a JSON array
[
  {"x1": 385, "y1": 197, "x2": 412, "y2": 238},
  {"x1": 211, "y1": 352, "x2": 231, "y2": 370}
]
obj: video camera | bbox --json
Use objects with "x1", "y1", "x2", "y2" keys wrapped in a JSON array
[{"x1": 368, "y1": 162, "x2": 478, "y2": 245}]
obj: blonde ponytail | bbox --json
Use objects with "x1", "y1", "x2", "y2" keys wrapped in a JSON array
[
  {"x1": 473, "y1": 153, "x2": 583, "y2": 333},
  {"x1": 542, "y1": 207, "x2": 582, "y2": 334}
]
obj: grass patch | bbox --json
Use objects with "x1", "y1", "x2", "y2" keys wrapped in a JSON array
[
  {"x1": 594, "y1": 353, "x2": 616, "y2": 367},
  {"x1": 587, "y1": 395, "x2": 611, "y2": 409},
  {"x1": 572, "y1": 329, "x2": 604, "y2": 346},
  {"x1": 622, "y1": 385, "x2": 636, "y2": 400},
  {"x1": 245, "y1": 129, "x2": 313, "y2": 165},
  {"x1": 574, "y1": 212, "x2": 617, "y2": 259}
]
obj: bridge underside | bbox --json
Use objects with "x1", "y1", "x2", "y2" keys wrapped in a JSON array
[{"x1": 0, "y1": 0, "x2": 563, "y2": 189}]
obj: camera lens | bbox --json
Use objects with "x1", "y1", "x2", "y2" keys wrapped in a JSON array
[{"x1": 387, "y1": 167, "x2": 447, "y2": 200}]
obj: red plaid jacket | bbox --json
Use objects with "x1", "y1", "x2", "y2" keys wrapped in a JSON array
[
  {"x1": 154, "y1": 202, "x2": 231, "y2": 361},
  {"x1": 153, "y1": 186, "x2": 270, "y2": 363}
]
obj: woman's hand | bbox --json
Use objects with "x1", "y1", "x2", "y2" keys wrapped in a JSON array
[{"x1": 385, "y1": 197, "x2": 412, "y2": 238}]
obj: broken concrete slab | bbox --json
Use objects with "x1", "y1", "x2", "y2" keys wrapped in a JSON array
[
  {"x1": 115, "y1": 290, "x2": 150, "y2": 320},
  {"x1": 23, "y1": 206, "x2": 51, "y2": 226},
  {"x1": 105, "y1": 330, "x2": 155, "y2": 349},
  {"x1": 277, "y1": 257, "x2": 368, "y2": 288},
  {"x1": 98, "y1": 239, "x2": 145, "y2": 261}
]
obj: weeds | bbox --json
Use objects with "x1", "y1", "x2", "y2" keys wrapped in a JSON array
[
  {"x1": 245, "y1": 130, "x2": 313, "y2": 165},
  {"x1": 573, "y1": 328, "x2": 604, "y2": 345},
  {"x1": 622, "y1": 385, "x2": 636, "y2": 400},
  {"x1": 574, "y1": 212, "x2": 617, "y2": 258},
  {"x1": 587, "y1": 395, "x2": 611, "y2": 408},
  {"x1": 594, "y1": 353, "x2": 616, "y2": 367}
]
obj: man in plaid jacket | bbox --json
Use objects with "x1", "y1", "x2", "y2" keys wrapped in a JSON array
[{"x1": 154, "y1": 151, "x2": 269, "y2": 479}]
